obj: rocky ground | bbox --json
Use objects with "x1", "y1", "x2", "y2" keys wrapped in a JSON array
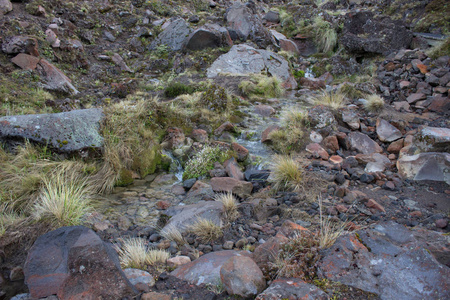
[{"x1": 0, "y1": 0, "x2": 449, "y2": 299}]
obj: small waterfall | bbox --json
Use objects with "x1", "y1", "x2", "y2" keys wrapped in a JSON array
[{"x1": 162, "y1": 149, "x2": 184, "y2": 182}]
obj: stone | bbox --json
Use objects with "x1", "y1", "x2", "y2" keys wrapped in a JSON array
[
  {"x1": 261, "y1": 125, "x2": 281, "y2": 143},
  {"x1": 397, "y1": 153, "x2": 450, "y2": 184},
  {"x1": 123, "y1": 268, "x2": 155, "y2": 292},
  {"x1": 406, "y1": 93, "x2": 426, "y2": 104},
  {"x1": 183, "y1": 24, "x2": 232, "y2": 51},
  {"x1": 254, "y1": 104, "x2": 276, "y2": 116},
  {"x1": 164, "y1": 127, "x2": 185, "y2": 149},
  {"x1": 231, "y1": 142, "x2": 249, "y2": 162},
  {"x1": 342, "y1": 108, "x2": 360, "y2": 130},
  {"x1": 24, "y1": 226, "x2": 136, "y2": 299},
  {"x1": 45, "y1": 29, "x2": 60, "y2": 47},
  {"x1": 340, "y1": 11, "x2": 412, "y2": 55},
  {"x1": 162, "y1": 201, "x2": 224, "y2": 235},
  {"x1": 2, "y1": 36, "x2": 39, "y2": 56},
  {"x1": 171, "y1": 250, "x2": 250, "y2": 286},
  {"x1": 393, "y1": 101, "x2": 411, "y2": 112},
  {"x1": 263, "y1": 11, "x2": 280, "y2": 23},
  {"x1": 214, "y1": 121, "x2": 236, "y2": 136},
  {"x1": 414, "y1": 126, "x2": 450, "y2": 153},
  {"x1": 298, "y1": 77, "x2": 326, "y2": 90},
  {"x1": 348, "y1": 132, "x2": 383, "y2": 154},
  {"x1": 191, "y1": 129, "x2": 208, "y2": 143},
  {"x1": 253, "y1": 234, "x2": 289, "y2": 270},
  {"x1": 225, "y1": 2, "x2": 273, "y2": 48},
  {"x1": 322, "y1": 135, "x2": 339, "y2": 152},
  {"x1": 435, "y1": 219, "x2": 448, "y2": 229},
  {"x1": 306, "y1": 143, "x2": 329, "y2": 160},
  {"x1": 149, "y1": 18, "x2": 192, "y2": 51},
  {"x1": 167, "y1": 256, "x2": 191, "y2": 268},
  {"x1": 184, "y1": 180, "x2": 215, "y2": 203},
  {"x1": 211, "y1": 177, "x2": 253, "y2": 198},
  {"x1": 0, "y1": 0, "x2": 12, "y2": 15},
  {"x1": 112, "y1": 53, "x2": 132, "y2": 72},
  {"x1": 244, "y1": 169, "x2": 270, "y2": 182},
  {"x1": 220, "y1": 256, "x2": 266, "y2": 298},
  {"x1": 0, "y1": 108, "x2": 103, "y2": 152},
  {"x1": 12, "y1": 54, "x2": 78, "y2": 94},
  {"x1": 224, "y1": 157, "x2": 244, "y2": 181},
  {"x1": 310, "y1": 131, "x2": 323, "y2": 143},
  {"x1": 207, "y1": 44, "x2": 294, "y2": 88},
  {"x1": 319, "y1": 222, "x2": 450, "y2": 300},
  {"x1": 376, "y1": 119, "x2": 402, "y2": 142},
  {"x1": 329, "y1": 155, "x2": 343, "y2": 165},
  {"x1": 387, "y1": 138, "x2": 404, "y2": 153},
  {"x1": 142, "y1": 292, "x2": 171, "y2": 300},
  {"x1": 361, "y1": 153, "x2": 391, "y2": 173},
  {"x1": 366, "y1": 199, "x2": 385, "y2": 212},
  {"x1": 270, "y1": 30, "x2": 300, "y2": 55},
  {"x1": 10, "y1": 266, "x2": 24, "y2": 281},
  {"x1": 308, "y1": 105, "x2": 337, "y2": 129},
  {"x1": 255, "y1": 278, "x2": 329, "y2": 300}
]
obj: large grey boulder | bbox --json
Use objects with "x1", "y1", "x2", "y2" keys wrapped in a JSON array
[
  {"x1": 149, "y1": 18, "x2": 192, "y2": 51},
  {"x1": 161, "y1": 201, "x2": 225, "y2": 235},
  {"x1": 414, "y1": 126, "x2": 450, "y2": 153},
  {"x1": 24, "y1": 226, "x2": 137, "y2": 299},
  {"x1": 397, "y1": 152, "x2": 450, "y2": 184},
  {"x1": 318, "y1": 222, "x2": 450, "y2": 300},
  {"x1": 225, "y1": 2, "x2": 274, "y2": 48},
  {"x1": 0, "y1": 108, "x2": 104, "y2": 152},
  {"x1": 207, "y1": 44, "x2": 295, "y2": 88},
  {"x1": 183, "y1": 24, "x2": 233, "y2": 51},
  {"x1": 340, "y1": 11, "x2": 413, "y2": 55}
]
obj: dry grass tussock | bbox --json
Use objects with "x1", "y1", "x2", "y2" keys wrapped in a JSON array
[
  {"x1": 117, "y1": 237, "x2": 170, "y2": 269},
  {"x1": 239, "y1": 74, "x2": 284, "y2": 100},
  {"x1": 312, "y1": 89, "x2": 347, "y2": 110},
  {"x1": 268, "y1": 155, "x2": 303, "y2": 192},
  {"x1": 190, "y1": 218, "x2": 223, "y2": 243},
  {"x1": 160, "y1": 224, "x2": 187, "y2": 246},
  {"x1": 364, "y1": 94, "x2": 385, "y2": 113},
  {"x1": 215, "y1": 192, "x2": 239, "y2": 222},
  {"x1": 318, "y1": 196, "x2": 351, "y2": 248},
  {"x1": 0, "y1": 204, "x2": 25, "y2": 236}
]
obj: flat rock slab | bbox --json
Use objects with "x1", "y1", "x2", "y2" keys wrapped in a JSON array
[
  {"x1": 161, "y1": 201, "x2": 224, "y2": 235},
  {"x1": 207, "y1": 44, "x2": 292, "y2": 84},
  {"x1": 348, "y1": 131, "x2": 383, "y2": 154},
  {"x1": 171, "y1": 250, "x2": 251, "y2": 286},
  {"x1": 0, "y1": 108, "x2": 103, "y2": 152},
  {"x1": 24, "y1": 226, "x2": 136, "y2": 299},
  {"x1": 376, "y1": 118, "x2": 402, "y2": 142},
  {"x1": 256, "y1": 278, "x2": 329, "y2": 300},
  {"x1": 397, "y1": 152, "x2": 450, "y2": 184},
  {"x1": 318, "y1": 222, "x2": 450, "y2": 300}
]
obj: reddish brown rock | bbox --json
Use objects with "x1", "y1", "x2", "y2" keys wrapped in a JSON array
[
  {"x1": 253, "y1": 234, "x2": 288, "y2": 270},
  {"x1": 387, "y1": 138, "x2": 404, "y2": 153},
  {"x1": 435, "y1": 219, "x2": 448, "y2": 229},
  {"x1": 2, "y1": 36, "x2": 39, "y2": 56},
  {"x1": 254, "y1": 104, "x2": 276, "y2": 116},
  {"x1": 278, "y1": 220, "x2": 309, "y2": 237},
  {"x1": 191, "y1": 129, "x2": 208, "y2": 143},
  {"x1": 214, "y1": 121, "x2": 236, "y2": 136},
  {"x1": 299, "y1": 77, "x2": 326, "y2": 90},
  {"x1": 164, "y1": 127, "x2": 185, "y2": 149},
  {"x1": 224, "y1": 157, "x2": 244, "y2": 181},
  {"x1": 156, "y1": 200, "x2": 171, "y2": 210},
  {"x1": 406, "y1": 93, "x2": 426, "y2": 104},
  {"x1": 366, "y1": 199, "x2": 385, "y2": 212},
  {"x1": 232, "y1": 142, "x2": 249, "y2": 162},
  {"x1": 306, "y1": 143, "x2": 329, "y2": 160},
  {"x1": 220, "y1": 256, "x2": 266, "y2": 297},
  {"x1": 11, "y1": 53, "x2": 40, "y2": 70},
  {"x1": 261, "y1": 125, "x2": 281, "y2": 143},
  {"x1": 211, "y1": 177, "x2": 253, "y2": 198},
  {"x1": 329, "y1": 155, "x2": 343, "y2": 165},
  {"x1": 322, "y1": 135, "x2": 339, "y2": 153}
]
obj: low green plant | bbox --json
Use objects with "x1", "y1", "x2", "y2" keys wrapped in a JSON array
[
  {"x1": 198, "y1": 83, "x2": 232, "y2": 112},
  {"x1": 426, "y1": 37, "x2": 450, "y2": 59},
  {"x1": 239, "y1": 75, "x2": 284, "y2": 100},
  {"x1": 164, "y1": 82, "x2": 195, "y2": 98},
  {"x1": 268, "y1": 155, "x2": 303, "y2": 192},
  {"x1": 293, "y1": 70, "x2": 306, "y2": 79},
  {"x1": 183, "y1": 145, "x2": 228, "y2": 180}
]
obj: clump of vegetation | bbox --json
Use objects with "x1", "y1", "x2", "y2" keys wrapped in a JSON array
[
  {"x1": 318, "y1": 196, "x2": 351, "y2": 249},
  {"x1": 239, "y1": 75, "x2": 284, "y2": 100},
  {"x1": 268, "y1": 155, "x2": 303, "y2": 192},
  {"x1": 117, "y1": 237, "x2": 170, "y2": 269},
  {"x1": 364, "y1": 94, "x2": 385, "y2": 113},
  {"x1": 190, "y1": 218, "x2": 223, "y2": 243},
  {"x1": 33, "y1": 171, "x2": 93, "y2": 227},
  {"x1": 198, "y1": 83, "x2": 232, "y2": 112},
  {"x1": 268, "y1": 231, "x2": 321, "y2": 281},
  {"x1": 427, "y1": 37, "x2": 450, "y2": 59},
  {"x1": 164, "y1": 82, "x2": 195, "y2": 98},
  {"x1": 293, "y1": 70, "x2": 306, "y2": 79},
  {"x1": 340, "y1": 83, "x2": 366, "y2": 100},
  {"x1": 215, "y1": 193, "x2": 239, "y2": 222},
  {"x1": 312, "y1": 16, "x2": 337, "y2": 54},
  {"x1": 0, "y1": 205, "x2": 24, "y2": 237},
  {"x1": 160, "y1": 224, "x2": 187, "y2": 246},
  {"x1": 312, "y1": 89, "x2": 347, "y2": 110},
  {"x1": 268, "y1": 108, "x2": 309, "y2": 154},
  {"x1": 183, "y1": 145, "x2": 228, "y2": 180}
]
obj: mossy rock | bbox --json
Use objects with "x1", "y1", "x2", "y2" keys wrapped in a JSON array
[
  {"x1": 198, "y1": 84, "x2": 230, "y2": 112},
  {"x1": 116, "y1": 168, "x2": 134, "y2": 187},
  {"x1": 132, "y1": 145, "x2": 162, "y2": 178}
]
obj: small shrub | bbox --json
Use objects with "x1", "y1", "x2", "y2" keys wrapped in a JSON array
[
  {"x1": 183, "y1": 145, "x2": 227, "y2": 180},
  {"x1": 313, "y1": 89, "x2": 347, "y2": 110},
  {"x1": 190, "y1": 218, "x2": 223, "y2": 243},
  {"x1": 198, "y1": 84, "x2": 231, "y2": 112},
  {"x1": 293, "y1": 70, "x2": 305, "y2": 79},
  {"x1": 164, "y1": 82, "x2": 195, "y2": 98},
  {"x1": 215, "y1": 193, "x2": 239, "y2": 222},
  {"x1": 33, "y1": 172, "x2": 93, "y2": 227},
  {"x1": 118, "y1": 237, "x2": 150, "y2": 269},
  {"x1": 364, "y1": 94, "x2": 384, "y2": 113},
  {"x1": 269, "y1": 155, "x2": 303, "y2": 191},
  {"x1": 239, "y1": 75, "x2": 284, "y2": 99}
]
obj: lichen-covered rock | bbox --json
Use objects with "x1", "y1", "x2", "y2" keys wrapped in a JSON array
[
  {"x1": 256, "y1": 278, "x2": 329, "y2": 300},
  {"x1": 397, "y1": 152, "x2": 450, "y2": 184},
  {"x1": 149, "y1": 18, "x2": 192, "y2": 51},
  {"x1": 183, "y1": 24, "x2": 232, "y2": 51},
  {"x1": 0, "y1": 108, "x2": 103, "y2": 152}
]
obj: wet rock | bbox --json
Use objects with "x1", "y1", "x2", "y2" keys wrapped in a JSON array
[
  {"x1": 256, "y1": 278, "x2": 329, "y2": 300},
  {"x1": 171, "y1": 250, "x2": 250, "y2": 286},
  {"x1": 224, "y1": 157, "x2": 244, "y2": 181},
  {"x1": 207, "y1": 44, "x2": 294, "y2": 88},
  {"x1": 231, "y1": 142, "x2": 249, "y2": 162},
  {"x1": 12, "y1": 54, "x2": 79, "y2": 94},
  {"x1": 162, "y1": 201, "x2": 224, "y2": 235},
  {"x1": 397, "y1": 153, "x2": 450, "y2": 184},
  {"x1": 254, "y1": 104, "x2": 276, "y2": 117},
  {"x1": 376, "y1": 118, "x2": 402, "y2": 142},
  {"x1": 0, "y1": 0, "x2": 12, "y2": 15},
  {"x1": 211, "y1": 177, "x2": 253, "y2": 198},
  {"x1": 340, "y1": 11, "x2": 412, "y2": 55},
  {"x1": 149, "y1": 18, "x2": 192, "y2": 51},
  {"x1": 225, "y1": 3, "x2": 273, "y2": 48},
  {"x1": 261, "y1": 125, "x2": 281, "y2": 143},
  {"x1": 220, "y1": 256, "x2": 266, "y2": 298},
  {"x1": 123, "y1": 268, "x2": 155, "y2": 292},
  {"x1": 319, "y1": 222, "x2": 450, "y2": 300},
  {"x1": 0, "y1": 108, "x2": 103, "y2": 152},
  {"x1": 214, "y1": 121, "x2": 236, "y2": 136},
  {"x1": 348, "y1": 132, "x2": 383, "y2": 154},
  {"x1": 24, "y1": 226, "x2": 136, "y2": 299},
  {"x1": 183, "y1": 24, "x2": 232, "y2": 51},
  {"x1": 2, "y1": 36, "x2": 39, "y2": 56}
]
